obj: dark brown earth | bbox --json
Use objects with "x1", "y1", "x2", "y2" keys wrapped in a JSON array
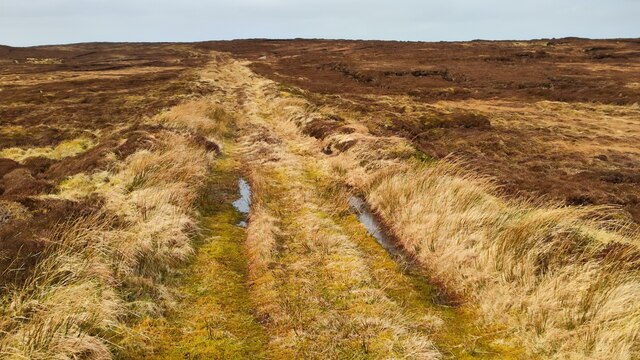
[
  {"x1": 201, "y1": 39, "x2": 640, "y2": 223},
  {"x1": 203, "y1": 38, "x2": 640, "y2": 104}
]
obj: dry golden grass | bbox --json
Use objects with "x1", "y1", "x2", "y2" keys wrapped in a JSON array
[
  {"x1": 316, "y1": 119, "x2": 640, "y2": 358},
  {"x1": 0, "y1": 132, "x2": 213, "y2": 359},
  {"x1": 0, "y1": 200, "x2": 31, "y2": 224},
  {"x1": 0, "y1": 215, "x2": 120, "y2": 360},
  {"x1": 155, "y1": 98, "x2": 234, "y2": 137},
  {"x1": 244, "y1": 169, "x2": 280, "y2": 277},
  {"x1": 362, "y1": 162, "x2": 640, "y2": 359},
  {"x1": 24, "y1": 58, "x2": 63, "y2": 65}
]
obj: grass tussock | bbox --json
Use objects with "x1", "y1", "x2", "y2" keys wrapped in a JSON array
[
  {"x1": 0, "y1": 132, "x2": 213, "y2": 359},
  {"x1": 0, "y1": 215, "x2": 120, "y2": 360},
  {"x1": 244, "y1": 169, "x2": 280, "y2": 277},
  {"x1": 0, "y1": 200, "x2": 31, "y2": 224},
  {"x1": 363, "y1": 161, "x2": 640, "y2": 359},
  {"x1": 155, "y1": 98, "x2": 234, "y2": 137},
  {"x1": 0, "y1": 138, "x2": 95, "y2": 163}
]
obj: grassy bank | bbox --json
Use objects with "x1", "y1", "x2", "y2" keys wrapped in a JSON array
[
  {"x1": 363, "y1": 162, "x2": 640, "y2": 359},
  {"x1": 268, "y1": 86, "x2": 640, "y2": 359}
]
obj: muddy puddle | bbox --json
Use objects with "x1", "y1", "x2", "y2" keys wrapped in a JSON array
[
  {"x1": 232, "y1": 178, "x2": 251, "y2": 227},
  {"x1": 348, "y1": 196, "x2": 401, "y2": 257}
]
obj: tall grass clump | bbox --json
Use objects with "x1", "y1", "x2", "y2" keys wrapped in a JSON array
[
  {"x1": 101, "y1": 133, "x2": 210, "y2": 302},
  {"x1": 0, "y1": 216, "x2": 120, "y2": 360},
  {"x1": 364, "y1": 162, "x2": 640, "y2": 359},
  {"x1": 0, "y1": 132, "x2": 213, "y2": 359},
  {"x1": 156, "y1": 99, "x2": 233, "y2": 137}
]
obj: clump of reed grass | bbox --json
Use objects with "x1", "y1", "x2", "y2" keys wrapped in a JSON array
[
  {"x1": 0, "y1": 132, "x2": 213, "y2": 359},
  {"x1": 364, "y1": 162, "x2": 640, "y2": 359}
]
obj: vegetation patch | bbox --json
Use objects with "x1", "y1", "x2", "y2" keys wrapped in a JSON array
[
  {"x1": 0, "y1": 125, "x2": 28, "y2": 138},
  {"x1": 0, "y1": 137, "x2": 95, "y2": 163}
]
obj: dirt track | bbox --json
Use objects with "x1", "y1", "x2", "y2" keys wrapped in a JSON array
[{"x1": 124, "y1": 55, "x2": 523, "y2": 359}]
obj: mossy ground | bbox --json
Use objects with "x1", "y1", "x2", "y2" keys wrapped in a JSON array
[
  {"x1": 0, "y1": 137, "x2": 95, "y2": 163},
  {"x1": 122, "y1": 151, "x2": 269, "y2": 359}
]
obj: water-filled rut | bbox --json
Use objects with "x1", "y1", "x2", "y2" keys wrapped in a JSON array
[
  {"x1": 232, "y1": 177, "x2": 251, "y2": 227},
  {"x1": 348, "y1": 195, "x2": 401, "y2": 257}
]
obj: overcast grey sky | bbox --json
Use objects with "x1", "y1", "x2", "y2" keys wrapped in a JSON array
[{"x1": 1, "y1": 0, "x2": 638, "y2": 46}]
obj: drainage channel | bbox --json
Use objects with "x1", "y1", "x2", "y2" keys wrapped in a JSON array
[
  {"x1": 232, "y1": 178, "x2": 251, "y2": 227},
  {"x1": 349, "y1": 194, "x2": 465, "y2": 307}
]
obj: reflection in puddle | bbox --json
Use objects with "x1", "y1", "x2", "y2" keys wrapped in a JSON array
[
  {"x1": 232, "y1": 178, "x2": 251, "y2": 227},
  {"x1": 348, "y1": 196, "x2": 400, "y2": 257}
]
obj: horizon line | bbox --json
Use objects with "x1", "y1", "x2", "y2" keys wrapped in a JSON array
[{"x1": 2, "y1": 35, "x2": 640, "y2": 48}]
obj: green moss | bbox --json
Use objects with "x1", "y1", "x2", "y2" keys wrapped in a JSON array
[
  {"x1": 122, "y1": 151, "x2": 269, "y2": 360},
  {"x1": 50, "y1": 171, "x2": 115, "y2": 200},
  {"x1": 0, "y1": 137, "x2": 95, "y2": 163},
  {"x1": 412, "y1": 149, "x2": 436, "y2": 163}
]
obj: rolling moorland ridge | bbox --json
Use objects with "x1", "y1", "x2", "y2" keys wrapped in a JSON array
[{"x1": 0, "y1": 38, "x2": 639, "y2": 359}]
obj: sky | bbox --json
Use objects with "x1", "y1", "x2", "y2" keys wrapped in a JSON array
[{"x1": 1, "y1": 0, "x2": 639, "y2": 46}]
